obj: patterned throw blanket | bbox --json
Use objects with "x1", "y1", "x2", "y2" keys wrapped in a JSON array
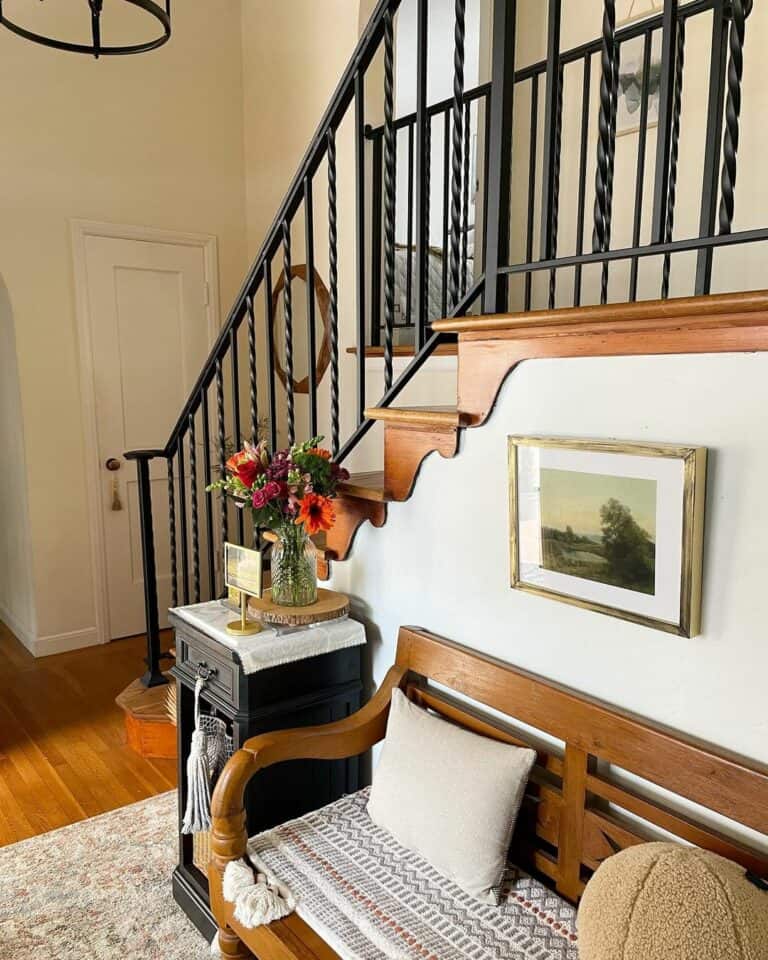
[{"x1": 249, "y1": 789, "x2": 578, "y2": 960}]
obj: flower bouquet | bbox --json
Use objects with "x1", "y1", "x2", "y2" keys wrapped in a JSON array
[{"x1": 208, "y1": 437, "x2": 349, "y2": 606}]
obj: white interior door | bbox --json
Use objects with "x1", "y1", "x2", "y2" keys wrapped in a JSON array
[{"x1": 80, "y1": 232, "x2": 215, "y2": 639}]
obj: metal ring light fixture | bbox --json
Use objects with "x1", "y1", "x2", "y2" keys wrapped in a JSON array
[{"x1": 0, "y1": 0, "x2": 171, "y2": 58}]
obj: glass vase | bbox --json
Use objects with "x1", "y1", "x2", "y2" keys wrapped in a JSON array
[{"x1": 270, "y1": 523, "x2": 318, "y2": 606}]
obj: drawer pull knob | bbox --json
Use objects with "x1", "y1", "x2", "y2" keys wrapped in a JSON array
[{"x1": 195, "y1": 661, "x2": 218, "y2": 681}]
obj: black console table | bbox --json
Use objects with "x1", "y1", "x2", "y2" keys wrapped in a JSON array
[{"x1": 169, "y1": 602, "x2": 365, "y2": 940}]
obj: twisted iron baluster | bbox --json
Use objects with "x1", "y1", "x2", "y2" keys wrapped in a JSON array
[
  {"x1": 383, "y1": 7, "x2": 395, "y2": 390},
  {"x1": 662, "y1": 19, "x2": 686, "y2": 298},
  {"x1": 461, "y1": 99, "x2": 471, "y2": 298},
  {"x1": 449, "y1": 0, "x2": 466, "y2": 308},
  {"x1": 188, "y1": 411, "x2": 200, "y2": 603},
  {"x1": 718, "y1": 0, "x2": 751, "y2": 234},
  {"x1": 246, "y1": 294, "x2": 258, "y2": 444},
  {"x1": 592, "y1": 0, "x2": 616, "y2": 304},
  {"x1": 215, "y1": 357, "x2": 228, "y2": 545},
  {"x1": 548, "y1": 62, "x2": 564, "y2": 310},
  {"x1": 327, "y1": 128, "x2": 340, "y2": 455},
  {"x1": 167, "y1": 454, "x2": 177, "y2": 608},
  {"x1": 282, "y1": 220, "x2": 294, "y2": 446}
]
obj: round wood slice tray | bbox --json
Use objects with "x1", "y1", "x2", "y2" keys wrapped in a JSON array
[{"x1": 248, "y1": 588, "x2": 349, "y2": 626}]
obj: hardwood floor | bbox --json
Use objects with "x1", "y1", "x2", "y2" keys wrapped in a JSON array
[{"x1": 0, "y1": 620, "x2": 177, "y2": 848}]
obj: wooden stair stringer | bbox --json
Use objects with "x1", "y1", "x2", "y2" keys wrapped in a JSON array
[
  {"x1": 323, "y1": 492, "x2": 387, "y2": 565},
  {"x1": 434, "y1": 289, "x2": 768, "y2": 427}
]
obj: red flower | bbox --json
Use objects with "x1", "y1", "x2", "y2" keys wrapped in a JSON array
[
  {"x1": 295, "y1": 493, "x2": 335, "y2": 535},
  {"x1": 226, "y1": 450, "x2": 262, "y2": 490}
]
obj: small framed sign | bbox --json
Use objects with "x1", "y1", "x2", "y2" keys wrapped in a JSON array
[{"x1": 224, "y1": 542, "x2": 263, "y2": 635}]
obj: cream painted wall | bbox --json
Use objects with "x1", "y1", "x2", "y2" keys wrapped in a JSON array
[
  {"x1": 0, "y1": 3, "x2": 248, "y2": 652},
  {"x1": 328, "y1": 351, "x2": 768, "y2": 850},
  {"x1": 0, "y1": 276, "x2": 36, "y2": 649}
]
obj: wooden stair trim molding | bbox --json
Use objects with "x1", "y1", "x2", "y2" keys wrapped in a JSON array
[
  {"x1": 383, "y1": 422, "x2": 459, "y2": 501},
  {"x1": 324, "y1": 494, "x2": 387, "y2": 563},
  {"x1": 346, "y1": 343, "x2": 457, "y2": 358},
  {"x1": 443, "y1": 291, "x2": 768, "y2": 427},
  {"x1": 338, "y1": 471, "x2": 389, "y2": 502}
]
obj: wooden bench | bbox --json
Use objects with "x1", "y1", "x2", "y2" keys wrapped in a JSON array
[{"x1": 208, "y1": 626, "x2": 768, "y2": 959}]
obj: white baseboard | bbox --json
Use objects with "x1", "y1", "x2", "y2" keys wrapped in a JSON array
[
  {"x1": 0, "y1": 601, "x2": 36, "y2": 653},
  {"x1": 32, "y1": 626, "x2": 101, "y2": 658}
]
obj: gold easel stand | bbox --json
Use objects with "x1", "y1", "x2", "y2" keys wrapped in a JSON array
[
  {"x1": 226, "y1": 591, "x2": 262, "y2": 636},
  {"x1": 249, "y1": 588, "x2": 349, "y2": 627}
]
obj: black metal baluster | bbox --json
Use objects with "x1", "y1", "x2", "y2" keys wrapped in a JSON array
[
  {"x1": 441, "y1": 109, "x2": 450, "y2": 316},
  {"x1": 718, "y1": 0, "x2": 751, "y2": 235},
  {"x1": 215, "y1": 357, "x2": 228, "y2": 550},
  {"x1": 246, "y1": 294, "x2": 259, "y2": 444},
  {"x1": 592, "y1": 0, "x2": 617, "y2": 304},
  {"x1": 405, "y1": 122, "x2": 415, "y2": 331},
  {"x1": 166, "y1": 451, "x2": 178, "y2": 608},
  {"x1": 177, "y1": 439, "x2": 189, "y2": 606},
  {"x1": 695, "y1": 0, "x2": 729, "y2": 294},
  {"x1": 383, "y1": 6, "x2": 396, "y2": 390},
  {"x1": 573, "y1": 53, "x2": 591, "y2": 307},
  {"x1": 651, "y1": 0, "x2": 679, "y2": 244},
  {"x1": 125, "y1": 451, "x2": 165, "y2": 687},
  {"x1": 304, "y1": 177, "x2": 318, "y2": 435},
  {"x1": 370, "y1": 134, "x2": 383, "y2": 347},
  {"x1": 354, "y1": 72, "x2": 366, "y2": 427},
  {"x1": 229, "y1": 327, "x2": 244, "y2": 544},
  {"x1": 482, "y1": 0, "x2": 517, "y2": 314},
  {"x1": 661, "y1": 19, "x2": 686, "y2": 299},
  {"x1": 413, "y1": 0, "x2": 429, "y2": 344},
  {"x1": 461, "y1": 99, "x2": 471, "y2": 298},
  {"x1": 282, "y1": 219, "x2": 295, "y2": 446},
  {"x1": 540, "y1": 0, "x2": 562, "y2": 269},
  {"x1": 188, "y1": 410, "x2": 200, "y2": 603},
  {"x1": 524, "y1": 74, "x2": 539, "y2": 311},
  {"x1": 201, "y1": 387, "x2": 216, "y2": 599},
  {"x1": 629, "y1": 31, "x2": 652, "y2": 301},
  {"x1": 548, "y1": 63, "x2": 564, "y2": 309},
  {"x1": 448, "y1": 0, "x2": 467, "y2": 308},
  {"x1": 327, "y1": 127, "x2": 340, "y2": 454},
  {"x1": 264, "y1": 260, "x2": 277, "y2": 452}
]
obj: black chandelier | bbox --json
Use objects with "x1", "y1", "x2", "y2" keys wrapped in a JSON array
[{"x1": 0, "y1": 0, "x2": 170, "y2": 59}]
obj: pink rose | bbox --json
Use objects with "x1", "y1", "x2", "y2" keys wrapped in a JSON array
[{"x1": 252, "y1": 480, "x2": 283, "y2": 509}]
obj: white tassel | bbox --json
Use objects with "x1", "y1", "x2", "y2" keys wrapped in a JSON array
[
  {"x1": 181, "y1": 677, "x2": 213, "y2": 834},
  {"x1": 223, "y1": 858, "x2": 295, "y2": 928}
]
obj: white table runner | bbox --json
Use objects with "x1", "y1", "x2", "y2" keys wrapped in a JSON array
[{"x1": 170, "y1": 601, "x2": 365, "y2": 674}]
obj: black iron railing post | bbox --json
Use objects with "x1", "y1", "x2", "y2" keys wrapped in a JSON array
[
  {"x1": 125, "y1": 450, "x2": 166, "y2": 687},
  {"x1": 413, "y1": 0, "x2": 429, "y2": 344},
  {"x1": 695, "y1": 0, "x2": 728, "y2": 294},
  {"x1": 651, "y1": 0, "x2": 679, "y2": 244},
  {"x1": 482, "y1": 0, "x2": 516, "y2": 313}
]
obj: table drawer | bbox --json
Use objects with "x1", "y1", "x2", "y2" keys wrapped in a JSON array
[{"x1": 175, "y1": 630, "x2": 236, "y2": 706}]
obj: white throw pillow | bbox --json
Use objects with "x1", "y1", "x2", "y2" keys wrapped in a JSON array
[{"x1": 367, "y1": 688, "x2": 536, "y2": 903}]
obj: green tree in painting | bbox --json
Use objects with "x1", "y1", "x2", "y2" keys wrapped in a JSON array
[{"x1": 599, "y1": 498, "x2": 655, "y2": 593}]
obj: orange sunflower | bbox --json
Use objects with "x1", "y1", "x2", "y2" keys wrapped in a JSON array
[{"x1": 295, "y1": 493, "x2": 336, "y2": 535}]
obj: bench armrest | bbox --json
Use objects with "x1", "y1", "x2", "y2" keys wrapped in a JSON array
[{"x1": 209, "y1": 664, "x2": 407, "y2": 877}]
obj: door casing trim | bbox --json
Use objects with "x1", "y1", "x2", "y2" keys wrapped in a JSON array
[{"x1": 70, "y1": 219, "x2": 220, "y2": 644}]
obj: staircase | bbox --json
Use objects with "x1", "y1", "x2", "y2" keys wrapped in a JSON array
[{"x1": 126, "y1": 0, "x2": 768, "y2": 685}]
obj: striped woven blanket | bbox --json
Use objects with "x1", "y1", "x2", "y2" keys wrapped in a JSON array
[{"x1": 248, "y1": 789, "x2": 578, "y2": 960}]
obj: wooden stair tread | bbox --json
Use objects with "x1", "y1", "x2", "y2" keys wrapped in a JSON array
[
  {"x1": 364, "y1": 405, "x2": 467, "y2": 428},
  {"x1": 345, "y1": 343, "x2": 458, "y2": 357},
  {"x1": 338, "y1": 471, "x2": 391, "y2": 501}
]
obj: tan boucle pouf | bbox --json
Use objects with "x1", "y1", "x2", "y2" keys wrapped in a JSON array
[{"x1": 577, "y1": 842, "x2": 768, "y2": 960}]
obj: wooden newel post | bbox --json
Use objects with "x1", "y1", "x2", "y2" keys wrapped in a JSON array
[{"x1": 125, "y1": 449, "x2": 167, "y2": 687}]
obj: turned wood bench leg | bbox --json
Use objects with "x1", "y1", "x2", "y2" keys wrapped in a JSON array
[{"x1": 217, "y1": 926, "x2": 252, "y2": 959}]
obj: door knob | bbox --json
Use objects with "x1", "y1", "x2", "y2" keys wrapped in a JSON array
[{"x1": 105, "y1": 457, "x2": 121, "y2": 471}]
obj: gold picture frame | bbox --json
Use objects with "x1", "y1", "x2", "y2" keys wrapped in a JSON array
[{"x1": 508, "y1": 437, "x2": 706, "y2": 637}]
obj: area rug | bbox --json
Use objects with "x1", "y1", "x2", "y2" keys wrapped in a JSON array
[{"x1": 0, "y1": 791, "x2": 211, "y2": 960}]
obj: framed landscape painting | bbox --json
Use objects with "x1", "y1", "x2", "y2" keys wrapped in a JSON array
[{"x1": 508, "y1": 437, "x2": 707, "y2": 636}]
